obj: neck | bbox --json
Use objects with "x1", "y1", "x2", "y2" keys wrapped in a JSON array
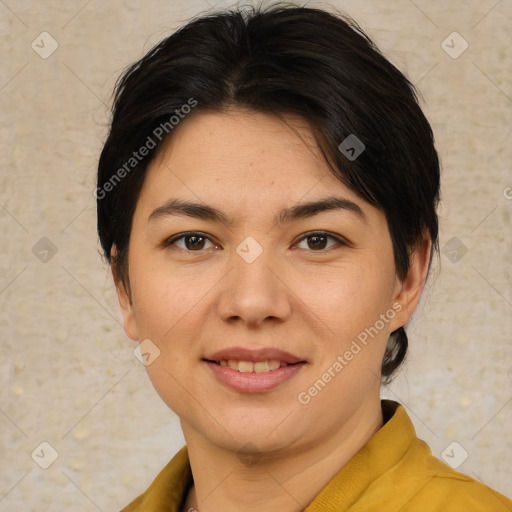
[{"x1": 181, "y1": 396, "x2": 384, "y2": 512}]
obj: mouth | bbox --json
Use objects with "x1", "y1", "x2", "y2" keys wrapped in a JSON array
[
  {"x1": 204, "y1": 359, "x2": 298, "y2": 373},
  {"x1": 202, "y1": 347, "x2": 307, "y2": 393}
]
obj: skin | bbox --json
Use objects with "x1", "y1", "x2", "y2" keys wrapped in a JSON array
[{"x1": 114, "y1": 108, "x2": 431, "y2": 512}]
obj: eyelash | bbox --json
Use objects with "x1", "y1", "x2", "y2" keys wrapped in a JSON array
[{"x1": 164, "y1": 231, "x2": 348, "y2": 253}]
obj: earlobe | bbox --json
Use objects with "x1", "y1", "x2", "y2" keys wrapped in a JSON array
[
  {"x1": 111, "y1": 245, "x2": 139, "y2": 342},
  {"x1": 390, "y1": 236, "x2": 432, "y2": 331}
]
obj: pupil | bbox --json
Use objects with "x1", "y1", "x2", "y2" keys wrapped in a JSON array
[
  {"x1": 186, "y1": 235, "x2": 205, "y2": 250},
  {"x1": 309, "y1": 235, "x2": 327, "y2": 250},
  {"x1": 184, "y1": 235, "x2": 327, "y2": 251}
]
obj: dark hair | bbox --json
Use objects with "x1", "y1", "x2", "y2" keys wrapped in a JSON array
[{"x1": 97, "y1": 2, "x2": 440, "y2": 382}]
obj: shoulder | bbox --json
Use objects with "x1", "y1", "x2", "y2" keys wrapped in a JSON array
[
  {"x1": 357, "y1": 401, "x2": 512, "y2": 511},
  {"x1": 119, "y1": 445, "x2": 192, "y2": 512},
  {"x1": 406, "y1": 473, "x2": 512, "y2": 511},
  {"x1": 396, "y1": 442, "x2": 512, "y2": 511}
]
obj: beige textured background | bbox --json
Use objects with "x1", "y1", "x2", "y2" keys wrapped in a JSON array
[{"x1": 0, "y1": 0, "x2": 511, "y2": 510}]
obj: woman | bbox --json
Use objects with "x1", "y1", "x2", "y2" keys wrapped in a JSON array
[{"x1": 96, "y1": 3, "x2": 512, "y2": 511}]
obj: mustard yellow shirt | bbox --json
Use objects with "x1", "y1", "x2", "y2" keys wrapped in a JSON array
[{"x1": 120, "y1": 400, "x2": 512, "y2": 511}]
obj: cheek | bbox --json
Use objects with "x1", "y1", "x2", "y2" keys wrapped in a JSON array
[
  {"x1": 128, "y1": 256, "x2": 218, "y2": 346},
  {"x1": 291, "y1": 258, "x2": 397, "y2": 345},
  {"x1": 128, "y1": 261, "x2": 210, "y2": 411}
]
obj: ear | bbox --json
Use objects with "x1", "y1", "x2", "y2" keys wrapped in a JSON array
[
  {"x1": 389, "y1": 234, "x2": 432, "y2": 331},
  {"x1": 111, "y1": 245, "x2": 139, "y2": 341}
]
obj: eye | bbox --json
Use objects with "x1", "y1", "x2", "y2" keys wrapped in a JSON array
[
  {"x1": 165, "y1": 232, "x2": 219, "y2": 251},
  {"x1": 294, "y1": 231, "x2": 345, "y2": 251},
  {"x1": 164, "y1": 230, "x2": 347, "y2": 253}
]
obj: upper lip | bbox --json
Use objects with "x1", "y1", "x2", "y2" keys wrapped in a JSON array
[{"x1": 204, "y1": 347, "x2": 305, "y2": 364}]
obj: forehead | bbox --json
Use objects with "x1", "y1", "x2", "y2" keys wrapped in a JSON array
[
  {"x1": 142, "y1": 108, "x2": 359, "y2": 206},
  {"x1": 131, "y1": 108, "x2": 390, "y2": 249}
]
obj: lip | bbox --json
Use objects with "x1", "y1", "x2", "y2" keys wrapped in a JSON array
[
  {"x1": 203, "y1": 346, "x2": 307, "y2": 393},
  {"x1": 204, "y1": 360, "x2": 306, "y2": 393},
  {"x1": 205, "y1": 347, "x2": 304, "y2": 364}
]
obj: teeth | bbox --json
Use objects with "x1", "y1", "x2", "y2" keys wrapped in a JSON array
[
  {"x1": 269, "y1": 360, "x2": 281, "y2": 370},
  {"x1": 218, "y1": 359, "x2": 288, "y2": 372},
  {"x1": 238, "y1": 361, "x2": 254, "y2": 373},
  {"x1": 253, "y1": 361, "x2": 269, "y2": 373}
]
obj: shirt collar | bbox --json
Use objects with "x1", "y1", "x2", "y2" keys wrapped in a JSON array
[
  {"x1": 304, "y1": 399, "x2": 415, "y2": 510},
  {"x1": 122, "y1": 399, "x2": 415, "y2": 512}
]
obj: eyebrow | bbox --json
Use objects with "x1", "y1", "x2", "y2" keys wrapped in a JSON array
[{"x1": 148, "y1": 196, "x2": 366, "y2": 225}]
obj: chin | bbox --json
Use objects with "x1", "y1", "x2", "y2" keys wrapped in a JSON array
[{"x1": 218, "y1": 414, "x2": 307, "y2": 453}]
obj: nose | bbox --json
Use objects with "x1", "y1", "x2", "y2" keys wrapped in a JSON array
[{"x1": 216, "y1": 242, "x2": 293, "y2": 328}]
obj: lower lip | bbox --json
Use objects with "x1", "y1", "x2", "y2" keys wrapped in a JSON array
[{"x1": 204, "y1": 361, "x2": 305, "y2": 393}]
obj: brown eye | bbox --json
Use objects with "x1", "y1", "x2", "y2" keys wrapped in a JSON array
[
  {"x1": 306, "y1": 234, "x2": 328, "y2": 250},
  {"x1": 295, "y1": 232, "x2": 344, "y2": 251},
  {"x1": 183, "y1": 234, "x2": 206, "y2": 250},
  {"x1": 166, "y1": 232, "x2": 217, "y2": 251}
]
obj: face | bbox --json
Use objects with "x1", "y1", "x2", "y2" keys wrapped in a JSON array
[{"x1": 116, "y1": 108, "x2": 427, "y2": 456}]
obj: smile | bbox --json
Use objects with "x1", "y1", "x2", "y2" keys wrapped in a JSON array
[
  {"x1": 215, "y1": 359, "x2": 290, "y2": 372},
  {"x1": 202, "y1": 347, "x2": 307, "y2": 392},
  {"x1": 204, "y1": 359, "x2": 306, "y2": 393}
]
